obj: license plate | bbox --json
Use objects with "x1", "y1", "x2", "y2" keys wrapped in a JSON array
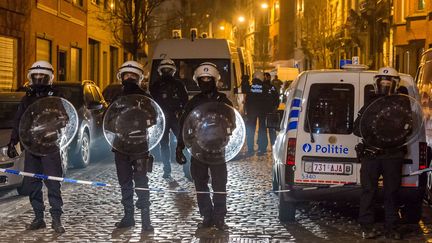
[{"x1": 304, "y1": 162, "x2": 353, "y2": 175}]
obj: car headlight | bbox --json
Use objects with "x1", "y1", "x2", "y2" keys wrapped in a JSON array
[{"x1": 0, "y1": 146, "x2": 10, "y2": 162}]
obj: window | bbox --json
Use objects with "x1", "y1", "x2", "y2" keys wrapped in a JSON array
[
  {"x1": 58, "y1": 50, "x2": 67, "y2": 81},
  {"x1": 304, "y1": 84, "x2": 354, "y2": 134},
  {"x1": 36, "y1": 38, "x2": 51, "y2": 62},
  {"x1": 273, "y1": 1, "x2": 280, "y2": 22},
  {"x1": 89, "y1": 39, "x2": 100, "y2": 84},
  {"x1": 71, "y1": 47, "x2": 82, "y2": 82},
  {"x1": 72, "y1": 0, "x2": 83, "y2": 7},
  {"x1": 91, "y1": 0, "x2": 100, "y2": 5},
  {"x1": 109, "y1": 46, "x2": 118, "y2": 83},
  {"x1": 0, "y1": 36, "x2": 18, "y2": 91},
  {"x1": 150, "y1": 59, "x2": 231, "y2": 92},
  {"x1": 418, "y1": 0, "x2": 425, "y2": 10}
]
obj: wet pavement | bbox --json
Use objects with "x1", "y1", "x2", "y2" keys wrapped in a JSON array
[{"x1": 1, "y1": 152, "x2": 432, "y2": 242}]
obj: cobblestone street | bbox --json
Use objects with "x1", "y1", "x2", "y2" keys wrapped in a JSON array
[{"x1": 1, "y1": 153, "x2": 432, "y2": 242}]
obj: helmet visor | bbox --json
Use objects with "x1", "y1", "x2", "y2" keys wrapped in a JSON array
[
  {"x1": 374, "y1": 76, "x2": 399, "y2": 95},
  {"x1": 30, "y1": 73, "x2": 51, "y2": 86}
]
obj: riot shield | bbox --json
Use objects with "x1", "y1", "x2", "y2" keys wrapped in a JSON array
[
  {"x1": 103, "y1": 94, "x2": 165, "y2": 155},
  {"x1": 182, "y1": 102, "x2": 245, "y2": 164},
  {"x1": 359, "y1": 94, "x2": 423, "y2": 149},
  {"x1": 19, "y1": 97, "x2": 78, "y2": 156}
]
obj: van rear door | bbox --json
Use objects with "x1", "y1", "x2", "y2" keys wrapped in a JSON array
[{"x1": 294, "y1": 72, "x2": 359, "y2": 185}]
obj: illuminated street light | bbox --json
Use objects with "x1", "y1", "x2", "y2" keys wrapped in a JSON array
[
  {"x1": 220, "y1": 26, "x2": 225, "y2": 30},
  {"x1": 261, "y1": 3, "x2": 269, "y2": 9},
  {"x1": 238, "y1": 16, "x2": 245, "y2": 23}
]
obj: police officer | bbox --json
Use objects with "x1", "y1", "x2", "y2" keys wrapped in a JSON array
[
  {"x1": 263, "y1": 72, "x2": 280, "y2": 147},
  {"x1": 176, "y1": 62, "x2": 233, "y2": 230},
  {"x1": 111, "y1": 61, "x2": 154, "y2": 232},
  {"x1": 149, "y1": 58, "x2": 188, "y2": 179},
  {"x1": 244, "y1": 71, "x2": 267, "y2": 156},
  {"x1": 7, "y1": 60, "x2": 65, "y2": 233},
  {"x1": 354, "y1": 67, "x2": 406, "y2": 240}
]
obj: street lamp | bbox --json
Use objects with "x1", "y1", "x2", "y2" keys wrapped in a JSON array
[
  {"x1": 261, "y1": 3, "x2": 269, "y2": 9},
  {"x1": 238, "y1": 16, "x2": 245, "y2": 23}
]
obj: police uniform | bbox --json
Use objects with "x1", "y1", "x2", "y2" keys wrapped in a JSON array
[
  {"x1": 263, "y1": 80, "x2": 280, "y2": 148},
  {"x1": 353, "y1": 67, "x2": 408, "y2": 240},
  {"x1": 245, "y1": 77, "x2": 266, "y2": 154},
  {"x1": 177, "y1": 91, "x2": 233, "y2": 228},
  {"x1": 149, "y1": 75, "x2": 188, "y2": 178},
  {"x1": 111, "y1": 85, "x2": 155, "y2": 230},
  {"x1": 10, "y1": 86, "x2": 65, "y2": 232}
]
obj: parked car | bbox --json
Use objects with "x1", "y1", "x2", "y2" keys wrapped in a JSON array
[
  {"x1": 53, "y1": 80, "x2": 109, "y2": 168},
  {"x1": 270, "y1": 64, "x2": 428, "y2": 223},
  {"x1": 0, "y1": 92, "x2": 26, "y2": 194}
]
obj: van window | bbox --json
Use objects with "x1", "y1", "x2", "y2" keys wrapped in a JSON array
[
  {"x1": 364, "y1": 84, "x2": 375, "y2": 105},
  {"x1": 150, "y1": 59, "x2": 231, "y2": 92},
  {"x1": 305, "y1": 83, "x2": 354, "y2": 134}
]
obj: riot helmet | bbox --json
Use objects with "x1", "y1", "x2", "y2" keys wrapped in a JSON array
[
  {"x1": 374, "y1": 67, "x2": 400, "y2": 95},
  {"x1": 27, "y1": 60, "x2": 54, "y2": 88},
  {"x1": 157, "y1": 58, "x2": 176, "y2": 77},
  {"x1": 193, "y1": 62, "x2": 221, "y2": 93},
  {"x1": 117, "y1": 61, "x2": 145, "y2": 87}
]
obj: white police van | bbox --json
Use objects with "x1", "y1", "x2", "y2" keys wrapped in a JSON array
[{"x1": 271, "y1": 65, "x2": 429, "y2": 223}]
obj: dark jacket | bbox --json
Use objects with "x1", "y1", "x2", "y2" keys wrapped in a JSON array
[
  {"x1": 177, "y1": 91, "x2": 233, "y2": 147},
  {"x1": 149, "y1": 76, "x2": 188, "y2": 117}
]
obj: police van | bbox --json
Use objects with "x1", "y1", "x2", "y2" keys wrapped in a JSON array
[
  {"x1": 271, "y1": 65, "x2": 429, "y2": 223},
  {"x1": 415, "y1": 48, "x2": 432, "y2": 201},
  {"x1": 149, "y1": 38, "x2": 245, "y2": 112}
]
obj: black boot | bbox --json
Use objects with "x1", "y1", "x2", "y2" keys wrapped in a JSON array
[
  {"x1": 141, "y1": 209, "x2": 154, "y2": 232},
  {"x1": 213, "y1": 217, "x2": 228, "y2": 231},
  {"x1": 115, "y1": 210, "x2": 135, "y2": 228},
  {"x1": 51, "y1": 217, "x2": 65, "y2": 233},
  {"x1": 197, "y1": 216, "x2": 213, "y2": 229},
  {"x1": 26, "y1": 217, "x2": 46, "y2": 230}
]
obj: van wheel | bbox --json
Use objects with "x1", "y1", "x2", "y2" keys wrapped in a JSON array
[
  {"x1": 74, "y1": 132, "x2": 91, "y2": 168},
  {"x1": 279, "y1": 192, "x2": 296, "y2": 223}
]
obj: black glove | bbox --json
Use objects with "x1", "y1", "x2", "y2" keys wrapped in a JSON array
[
  {"x1": 7, "y1": 143, "x2": 18, "y2": 158},
  {"x1": 176, "y1": 144, "x2": 187, "y2": 165}
]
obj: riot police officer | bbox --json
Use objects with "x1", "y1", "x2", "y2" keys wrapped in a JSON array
[
  {"x1": 111, "y1": 61, "x2": 154, "y2": 232},
  {"x1": 7, "y1": 60, "x2": 66, "y2": 233},
  {"x1": 176, "y1": 62, "x2": 233, "y2": 230},
  {"x1": 149, "y1": 58, "x2": 188, "y2": 179},
  {"x1": 354, "y1": 67, "x2": 406, "y2": 240}
]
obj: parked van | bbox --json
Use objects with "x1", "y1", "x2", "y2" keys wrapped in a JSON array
[
  {"x1": 415, "y1": 48, "x2": 432, "y2": 200},
  {"x1": 149, "y1": 38, "x2": 245, "y2": 112},
  {"x1": 271, "y1": 65, "x2": 428, "y2": 223}
]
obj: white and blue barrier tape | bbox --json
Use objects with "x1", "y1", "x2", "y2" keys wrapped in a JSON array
[{"x1": 1, "y1": 167, "x2": 431, "y2": 195}]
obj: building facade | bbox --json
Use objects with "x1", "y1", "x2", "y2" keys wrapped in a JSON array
[{"x1": 393, "y1": 0, "x2": 431, "y2": 77}]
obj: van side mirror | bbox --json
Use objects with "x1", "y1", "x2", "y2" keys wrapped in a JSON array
[
  {"x1": 265, "y1": 112, "x2": 281, "y2": 130},
  {"x1": 87, "y1": 101, "x2": 103, "y2": 110}
]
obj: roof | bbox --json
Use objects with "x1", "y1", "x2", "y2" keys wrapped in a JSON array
[{"x1": 152, "y1": 39, "x2": 231, "y2": 59}]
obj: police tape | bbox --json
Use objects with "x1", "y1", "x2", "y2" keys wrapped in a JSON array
[{"x1": 1, "y1": 167, "x2": 431, "y2": 195}]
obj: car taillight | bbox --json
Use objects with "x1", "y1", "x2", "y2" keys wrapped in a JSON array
[
  {"x1": 419, "y1": 142, "x2": 427, "y2": 170},
  {"x1": 286, "y1": 138, "x2": 296, "y2": 166}
]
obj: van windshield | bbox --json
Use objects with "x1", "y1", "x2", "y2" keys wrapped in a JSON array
[
  {"x1": 305, "y1": 83, "x2": 354, "y2": 134},
  {"x1": 150, "y1": 59, "x2": 231, "y2": 92}
]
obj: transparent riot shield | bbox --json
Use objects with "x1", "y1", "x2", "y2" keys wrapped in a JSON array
[
  {"x1": 359, "y1": 94, "x2": 424, "y2": 149},
  {"x1": 103, "y1": 94, "x2": 165, "y2": 155},
  {"x1": 19, "y1": 97, "x2": 78, "y2": 156},
  {"x1": 182, "y1": 102, "x2": 246, "y2": 164}
]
